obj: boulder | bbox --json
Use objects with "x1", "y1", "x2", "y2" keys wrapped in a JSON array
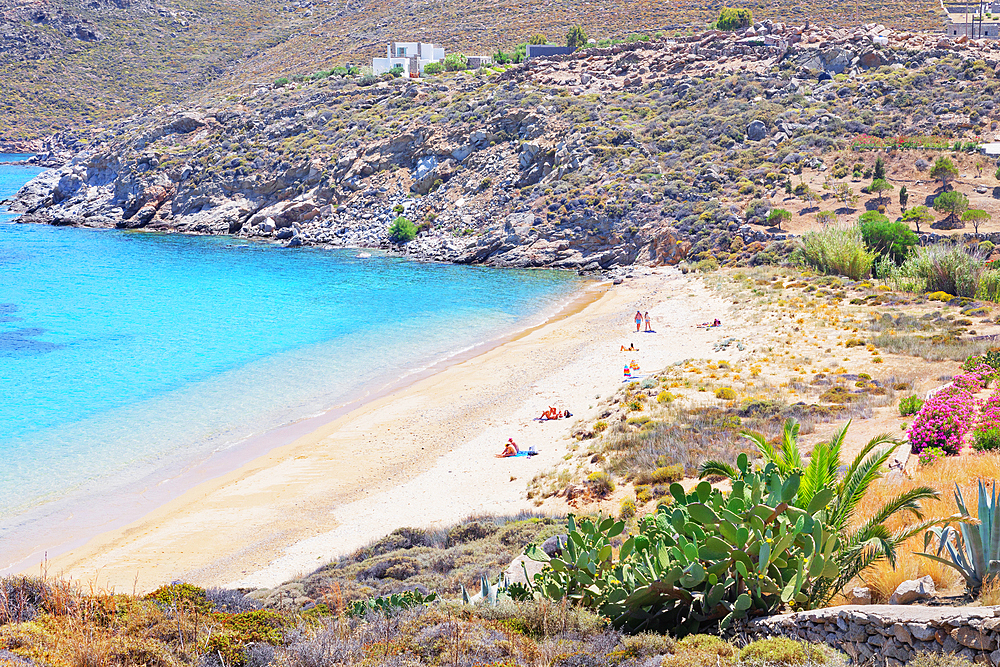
[
  {"x1": 504, "y1": 554, "x2": 546, "y2": 587},
  {"x1": 540, "y1": 534, "x2": 566, "y2": 557},
  {"x1": 847, "y1": 586, "x2": 872, "y2": 605},
  {"x1": 888, "y1": 575, "x2": 935, "y2": 605},
  {"x1": 859, "y1": 51, "x2": 889, "y2": 69},
  {"x1": 747, "y1": 120, "x2": 768, "y2": 141}
]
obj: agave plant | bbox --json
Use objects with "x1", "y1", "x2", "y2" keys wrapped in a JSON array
[
  {"x1": 699, "y1": 418, "x2": 941, "y2": 604},
  {"x1": 918, "y1": 480, "x2": 1000, "y2": 594}
]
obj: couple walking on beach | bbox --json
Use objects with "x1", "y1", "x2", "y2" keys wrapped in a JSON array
[{"x1": 634, "y1": 310, "x2": 652, "y2": 333}]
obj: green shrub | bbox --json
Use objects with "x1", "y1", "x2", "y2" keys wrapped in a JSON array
[
  {"x1": 422, "y1": 62, "x2": 443, "y2": 75},
  {"x1": 859, "y1": 215, "x2": 918, "y2": 265},
  {"x1": 697, "y1": 257, "x2": 720, "y2": 272},
  {"x1": 656, "y1": 390, "x2": 675, "y2": 404},
  {"x1": 358, "y1": 74, "x2": 378, "y2": 86},
  {"x1": 619, "y1": 497, "x2": 636, "y2": 520},
  {"x1": 716, "y1": 7, "x2": 752, "y2": 30},
  {"x1": 567, "y1": 25, "x2": 588, "y2": 48},
  {"x1": 388, "y1": 64, "x2": 404, "y2": 78},
  {"x1": 899, "y1": 395, "x2": 924, "y2": 416},
  {"x1": 388, "y1": 216, "x2": 417, "y2": 243},
  {"x1": 798, "y1": 226, "x2": 875, "y2": 280},
  {"x1": 444, "y1": 53, "x2": 468, "y2": 71},
  {"x1": 973, "y1": 428, "x2": 1000, "y2": 452},
  {"x1": 202, "y1": 610, "x2": 288, "y2": 667},
  {"x1": 739, "y1": 637, "x2": 827, "y2": 665},
  {"x1": 594, "y1": 420, "x2": 608, "y2": 432},
  {"x1": 145, "y1": 583, "x2": 214, "y2": 613},
  {"x1": 585, "y1": 471, "x2": 615, "y2": 495},
  {"x1": 715, "y1": 387, "x2": 736, "y2": 400}
]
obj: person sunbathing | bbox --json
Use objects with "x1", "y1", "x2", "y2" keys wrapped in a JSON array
[
  {"x1": 539, "y1": 406, "x2": 557, "y2": 420},
  {"x1": 620, "y1": 343, "x2": 638, "y2": 351},
  {"x1": 497, "y1": 438, "x2": 519, "y2": 457}
]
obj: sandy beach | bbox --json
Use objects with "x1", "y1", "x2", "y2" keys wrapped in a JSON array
[{"x1": 37, "y1": 267, "x2": 738, "y2": 593}]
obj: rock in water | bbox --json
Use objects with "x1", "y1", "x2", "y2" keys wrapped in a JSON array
[{"x1": 889, "y1": 575, "x2": 935, "y2": 605}]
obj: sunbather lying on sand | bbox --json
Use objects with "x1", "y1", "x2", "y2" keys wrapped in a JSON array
[
  {"x1": 539, "y1": 407, "x2": 573, "y2": 420},
  {"x1": 620, "y1": 343, "x2": 638, "y2": 351},
  {"x1": 697, "y1": 319, "x2": 722, "y2": 328}
]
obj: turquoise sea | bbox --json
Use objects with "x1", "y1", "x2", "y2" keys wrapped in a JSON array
[{"x1": 0, "y1": 156, "x2": 582, "y2": 569}]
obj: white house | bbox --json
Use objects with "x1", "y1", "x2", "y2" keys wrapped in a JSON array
[{"x1": 372, "y1": 41, "x2": 446, "y2": 76}]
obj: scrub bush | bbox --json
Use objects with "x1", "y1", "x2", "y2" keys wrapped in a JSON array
[{"x1": 388, "y1": 216, "x2": 417, "y2": 243}]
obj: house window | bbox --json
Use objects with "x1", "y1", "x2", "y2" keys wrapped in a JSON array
[{"x1": 396, "y1": 47, "x2": 407, "y2": 57}]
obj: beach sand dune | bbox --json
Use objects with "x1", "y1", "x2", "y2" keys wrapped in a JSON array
[{"x1": 38, "y1": 268, "x2": 739, "y2": 592}]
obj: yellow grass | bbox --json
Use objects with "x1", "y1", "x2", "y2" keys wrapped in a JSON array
[
  {"x1": 845, "y1": 452, "x2": 1000, "y2": 603},
  {"x1": 981, "y1": 575, "x2": 1000, "y2": 606}
]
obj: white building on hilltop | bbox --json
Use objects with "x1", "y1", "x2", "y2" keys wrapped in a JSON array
[{"x1": 372, "y1": 41, "x2": 446, "y2": 76}]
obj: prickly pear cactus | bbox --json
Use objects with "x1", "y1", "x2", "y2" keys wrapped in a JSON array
[{"x1": 524, "y1": 463, "x2": 840, "y2": 635}]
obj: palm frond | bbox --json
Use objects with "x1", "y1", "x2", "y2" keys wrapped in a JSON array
[
  {"x1": 743, "y1": 429, "x2": 780, "y2": 470},
  {"x1": 779, "y1": 418, "x2": 803, "y2": 473},
  {"x1": 698, "y1": 460, "x2": 737, "y2": 480},
  {"x1": 831, "y1": 436, "x2": 900, "y2": 530}
]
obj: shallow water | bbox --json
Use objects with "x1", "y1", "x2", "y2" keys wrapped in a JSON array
[{"x1": 0, "y1": 158, "x2": 583, "y2": 565}]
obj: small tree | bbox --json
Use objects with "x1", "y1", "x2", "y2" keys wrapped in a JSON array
[
  {"x1": 767, "y1": 208, "x2": 791, "y2": 230},
  {"x1": 976, "y1": 160, "x2": 985, "y2": 178},
  {"x1": 422, "y1": 62, "x2": 443, "y2": 75},
  {"x1": 388, "y1": 216, "x2": 418, "y2": 243},
  {"x1": 930, "y1": 156, "x2": 959, "y2": 190},
  {"x1": 717, "y1": 7, "x2": 753, "y2": 30},
  {"x1": 528, "y1": 34, "x2": 548, "y2": 45},
  {"x1": 816, "y1": 210, "x2": 837, "y2": 227},
  {"x1": 995, "y1": 166, "x2": 1000, "y2": 181},
  {"x1": 962, "y1": 208, "x2": 992, "y2": 235},
  {"x1": 834, "y1": 182, "x2": 859, "y2": 207},
  {"x1": 874, "y1": 156, "x2": 886, "y2": 181},
  {"x1": 902, "y1": 205, "x2": 934, "y2": 234},
  {"x1": 869, "y1": 178, "x2": 894, "y2": 205},
  {"x1": 932, "y1": 190, "x2": 970, "y2": 227},
  {"x1": 567, "y1": 25, "x2": 588, "y2": 49},
  {"x1": 899, "y1": 185, "x2": 909, "y2": 212}
]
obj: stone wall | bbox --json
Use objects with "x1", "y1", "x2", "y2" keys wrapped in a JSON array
[{"x1": 748, "y1": 605, "x2": 1000, "y2": 666}]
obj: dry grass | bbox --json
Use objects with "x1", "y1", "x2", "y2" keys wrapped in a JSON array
[
  {"x1": 980, "y1": 575, "x2": 1000, "y2": 606},
  {"x1": 848, "y1": 452, "x2": 1000, "y2": 602}
]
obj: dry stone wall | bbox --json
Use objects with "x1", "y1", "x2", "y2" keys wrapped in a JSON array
[{"x1": 749, "y1": 605, "x2": 1000, "y2": 666}]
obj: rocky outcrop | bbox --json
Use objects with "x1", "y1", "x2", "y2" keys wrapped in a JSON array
[{"x1": 749, "y1": 605, "x2": 1000, "y2": 666}]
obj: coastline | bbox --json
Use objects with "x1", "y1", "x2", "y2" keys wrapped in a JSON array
[
  {"x1": 35, "y1": 267, "x2": 734, "y2": 592},
  {"x1": 1, "y1": 269, "x2": 590, "y2": 578}
]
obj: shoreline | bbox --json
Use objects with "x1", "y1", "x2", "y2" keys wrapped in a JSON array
[
  {"x1": 34, "y1": 267, "x2": 734, "y2": 592},
  {"x1": 1, "y1": 275, "x2": 593, "y2": 578}
]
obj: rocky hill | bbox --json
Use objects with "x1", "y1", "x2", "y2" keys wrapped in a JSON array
[
  {"x1": 10, "y1": 23, "x2": 1000, "y2": 270},
  {"x1": 0, "y1": 0, "x2": 949, "y2": 146},
  {"x1": 0, "y1": 0, "x2": 308, "y2": 146}
]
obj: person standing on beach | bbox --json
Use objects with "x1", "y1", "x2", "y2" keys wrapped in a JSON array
[
  {"x1": 635, "y1": 310, "x2": 643, "y2": 332},
  {"x1": 644, "y1": 312, "x2": 651, "y2": 332}
]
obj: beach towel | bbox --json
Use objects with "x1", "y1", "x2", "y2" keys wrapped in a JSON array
[{"x1": 513, "y1": 447, "x2": 539, "y2": 458}]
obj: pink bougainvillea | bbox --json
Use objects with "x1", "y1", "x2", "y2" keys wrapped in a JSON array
[{"x1": 908, "y1": 385, "x2": 979, "y2": 455}]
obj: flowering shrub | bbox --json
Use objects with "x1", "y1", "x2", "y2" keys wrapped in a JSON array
[
  {"x1": 973, "y1": 391, "x2": 1000, "y2": 453},
  {"x1": 917, "y1": 446, "x2": 947, "y2": 467},
  {"x1": 973, "y1": 429, "x2": 1000, "y2": 452},
  {"x1": 907, "y1": 385, "x2": 979, "y2": 455}
]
